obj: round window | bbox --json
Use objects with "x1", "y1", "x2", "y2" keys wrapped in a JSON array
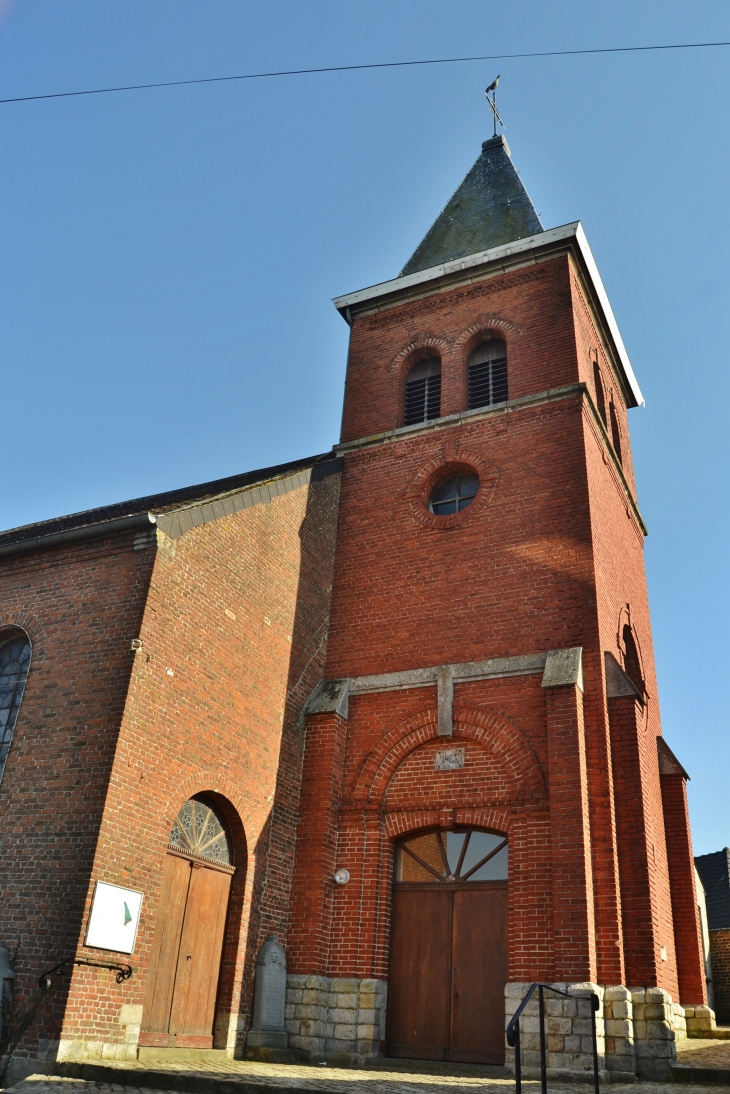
[{"x1": 428, "y1": 473, "x2": 479, "y2": 515}]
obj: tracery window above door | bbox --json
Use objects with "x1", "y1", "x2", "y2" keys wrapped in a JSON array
[
  {"x1": 0, "y1": 630, "x2": 31, "y2": 785},
  {"x1": 395, "y1": 828, "x2": 508, "y2": 883},
  {"x1": 169, "y1": 798, "x2": 232, "y2": 865}
]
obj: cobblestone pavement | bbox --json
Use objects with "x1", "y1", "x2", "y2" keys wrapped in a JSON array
[
  {"x1": 2, "y1": 1061, "x2": 730, "y2": 1094},
  {"x1": 5, "y1": 1041, "x2": 730, "y2": 1094},
  {"x1": 676, "y1": 1037, "x2": 730, "y2": 1069}
]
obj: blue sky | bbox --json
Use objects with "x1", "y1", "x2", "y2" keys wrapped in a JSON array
[{"x1": 1, "y1": 1, "x2": 728, "y2": 853}]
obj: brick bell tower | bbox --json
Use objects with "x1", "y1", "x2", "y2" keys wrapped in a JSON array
[{"x1": 286, "y1": 133, "x2": 707, "y2": 1078}]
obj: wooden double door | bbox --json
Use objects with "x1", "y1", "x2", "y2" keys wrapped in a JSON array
[
  {"x1": 388, "y1": 882, "x2": 508, "y2": 1064},
  {"x1": 140, "y1": 851, "x2": 233, "y2": 1048}
]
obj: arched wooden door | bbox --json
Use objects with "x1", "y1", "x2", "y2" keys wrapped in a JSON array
[
  {"x1": 387, "y1": 828, "x2": 508, "y2": 1064},
  {"x1": 140, "y1": 798, "x2": 235, "y2": 1049}
]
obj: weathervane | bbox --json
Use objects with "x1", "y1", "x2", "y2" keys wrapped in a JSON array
[{"x1": 484, "y1": 76, "x2": 504, "y2": 137}]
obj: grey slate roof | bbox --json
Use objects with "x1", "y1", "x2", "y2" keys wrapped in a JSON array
[
  {"x1": 400, "y1": 135, "x2": 543, "y2": 277},
  {"x1": 0, "y1": 451, "x2": 335, "y2": 551},
  {"x1": 695, "y1": 848, "x2": 730, "y2": 930}
]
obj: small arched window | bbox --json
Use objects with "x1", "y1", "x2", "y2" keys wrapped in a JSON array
[
  {"x1": 0, "y1": 630, "x2": 31, "y2": 785},
  {"x1": 169, "y1": 797, "x2": 232, "y2": 864},
  {"x1": 593, "y1": 361, "x2": 607, "y2": 427},
  {"x1": 609, "y1": 400, "x2": 623, "y2": 464},
  {"x1": 404, "y1": 357, "x2": 441, "y2": 426},
  {"x1": 622, "y1": 625, "x2": 644, "y2": 695},
  {"x1": 468, "y1": 340, "x2": 508, "y2": 410},
  {"x1": 396, "y1": 828, "x2": 508, "y2": 883}
]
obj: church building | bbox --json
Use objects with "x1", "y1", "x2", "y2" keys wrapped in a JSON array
[{"x1": 0, "y1": 131, "x2": 710, "y2": 1082}]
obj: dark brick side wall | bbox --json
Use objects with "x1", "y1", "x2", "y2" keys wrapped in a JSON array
[
  {"x1": 0, "y1": 470, "x2": 340, "y2": 1059},
  {"x1": 709, "y1": 930, "x2": 730, "y2": 1024},
  {"x1": 0, "y1": 533, "x2": 156, "y2": 1054},
  {"x1": 57, "y1": 472, "x2": 341, "y2": 1053}
]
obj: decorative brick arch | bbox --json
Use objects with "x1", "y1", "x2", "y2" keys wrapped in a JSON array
[
  {"x1": 401, "y1": 440, "x2": 499, "y2": 530},
  {"x1": 453, "y1": 312, "x2": 523, "y2": 360},
  {"x1": 383, "y1": 806, "x2": 513, "y2": 841},
  {"x1": 160, "y1": 771, "x2": 257, "y2": 857},
  {"x1": 387, "y1": 332, "x2": 451, "y2": 375},
  {"x1": 353, "y1": 702, "x2": 546, "y2": 806},
  {"x1": 616, "y1": 604, "x2": 646, "y2": 682},
  {"x1": 0, "y1": 612, "x2": 46, "y2": 661}
]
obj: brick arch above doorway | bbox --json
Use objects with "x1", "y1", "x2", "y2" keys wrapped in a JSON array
[
  {"x1": 352, "y1": 702, "x2": 546, "y2": 806},
  {"x1": 159, "y1": 771, "x2": 256, "y2": 850},
  {"x1": 384, "y1": 806, "x2": 513, "y2": 841}
]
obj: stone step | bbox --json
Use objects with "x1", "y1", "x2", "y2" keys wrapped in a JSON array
[
  {"x1": 55, "y1": 1062, "x2": 308, "y2": 1094},
  {"x1": 672, "y1": 1064, "x2": 730, "y2": 1085},
  {"x1": 52, "y1": 1059, "x2": 512, "y2": 1094},
  {"x1": 137, "y1": 1050, "x2": 228, "y2": 1065}
]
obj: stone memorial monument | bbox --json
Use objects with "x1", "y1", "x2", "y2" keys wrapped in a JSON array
[{"x1": 246, "y1": 934, "x2": 288, "y2": 1048}]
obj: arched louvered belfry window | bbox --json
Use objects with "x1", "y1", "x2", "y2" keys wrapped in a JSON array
[
  {"x1": 0, "y1": 630, "x2": 32, "y2": 785},
  {"x1": 468, "y1": 340, "x2": 508, "y2": 410},
  {"x1": 609, "y1": 400, "x2": 623, "y2": 464},
  {"x1": 593, "y1": 361, "x2": 608, "y2": 427},
  {"x1": 404, "y1": 357, "x2": 441, "y2": 426},
  {"x1": 622, "y1": 625, "x2": 644, "y2": 695}
]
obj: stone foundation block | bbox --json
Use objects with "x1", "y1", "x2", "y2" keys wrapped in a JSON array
[
  {"x1": 505, "y1": 982, "x2": 605, "y2": 1081},
  {"x1": 286, "y1": 974, "x2": 386, "y2": 1058}
]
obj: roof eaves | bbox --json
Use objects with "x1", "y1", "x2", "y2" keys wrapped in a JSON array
[
  {"x1": 0, "y1": 451, "x2": 338, "y2": 559},
  {"x1": 573, "y1": 223, "x2": 644, "y2": 408}
]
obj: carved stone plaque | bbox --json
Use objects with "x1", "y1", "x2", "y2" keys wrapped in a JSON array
[
  {"x1": 246, "y1": 933, "x2": 288, "y2": 1048},
  {"x1": 435, "y1": 747, "x2": 464, "y2": 771}
]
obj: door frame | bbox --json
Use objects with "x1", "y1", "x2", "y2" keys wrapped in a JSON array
[
  {"x1": 385, "y1": 826, "x2": 509, "y2": 1064},
  {"x1": 140, "y1": 850, "x2": 235, "y2": 1048}
]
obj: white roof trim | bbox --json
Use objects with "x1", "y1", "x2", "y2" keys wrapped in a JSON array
[
  {"x1": 333, "y1": 221, "x2": 644, "y2": 408},
  {"x1": 572, "y1": 223, "x2": 644, "y2": 406}
]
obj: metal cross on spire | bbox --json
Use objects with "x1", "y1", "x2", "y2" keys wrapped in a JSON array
[{"x1": 484, "y1": 75, "x2": 504, "y2": 137}]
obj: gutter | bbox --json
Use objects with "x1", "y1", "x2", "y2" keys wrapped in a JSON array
[{"x1": 0, "y1": 512, "x2": 157, "y2": 560}]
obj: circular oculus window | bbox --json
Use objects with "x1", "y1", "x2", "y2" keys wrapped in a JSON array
[{"x1": 428, "y1": 473, "x2": 479, "y2": 515}]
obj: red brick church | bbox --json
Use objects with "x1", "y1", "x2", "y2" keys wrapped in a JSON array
[{"x1": 0, "y1": 131, "x2": 710, "y2": 1082}]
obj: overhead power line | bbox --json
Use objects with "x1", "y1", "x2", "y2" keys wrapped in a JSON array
[{"x1": 1, "y1": 39, "x2": 729, "y2": 106}]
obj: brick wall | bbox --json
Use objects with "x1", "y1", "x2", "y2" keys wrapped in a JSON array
[
  {"x1": 289, "y1": 245, "x2": 701, "y2": 1016},
  {"x1": 709, "y1": 930, "x2": 730, "y2": 1024},
  {"x1": 1, "y1": 470, "x2": 340, "y2": 1061},
  {"x1": 0, "y1": 532, "x2": 156, "y2": 1057}
]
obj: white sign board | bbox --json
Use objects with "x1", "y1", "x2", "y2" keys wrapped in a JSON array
[{"x1": 85, "y1": 881, "x2": 143, "y2": 954}]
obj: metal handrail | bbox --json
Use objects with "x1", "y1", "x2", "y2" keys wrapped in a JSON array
[
  {"x1": 506, "y1": 982, "x2": 599, "y2": 1094},
  {"x1": 38, "y1": 957, "x2": 133, "y2": 990}
]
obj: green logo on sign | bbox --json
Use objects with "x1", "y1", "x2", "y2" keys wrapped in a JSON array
[{"x1": 123, "y1": 901, "x2": 132, "y2": 926}]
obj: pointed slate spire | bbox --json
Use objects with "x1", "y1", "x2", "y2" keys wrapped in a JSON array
[{"x1": 400, "y1": 135, "x2": 543, "y2": 276}]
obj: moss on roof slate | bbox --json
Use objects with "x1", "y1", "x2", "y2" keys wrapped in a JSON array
[{"x1": 400, "y1": 135, "x2": 543, "y2": 277}]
